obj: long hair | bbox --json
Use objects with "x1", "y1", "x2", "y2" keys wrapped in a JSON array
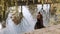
[{"x1": 37, "y1": 12, "x2": 43, "y2": 20}]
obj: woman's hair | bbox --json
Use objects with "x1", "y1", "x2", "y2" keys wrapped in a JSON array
[
  {"x1": 38, "y1": 12, "x2": 41, "y2": 14},
  {"x1": 38, "y1": 12, "x2": 40, "y2": 14},
  {"x1": 38, "y1": 12, "x2": 43, "y2": 19}
]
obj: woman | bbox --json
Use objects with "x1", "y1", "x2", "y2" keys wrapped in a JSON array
[{"x1": 35, "y1": 12, "x2": 45, "y2": 29}]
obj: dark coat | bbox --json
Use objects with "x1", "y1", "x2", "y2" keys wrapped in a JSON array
[{"x1": 34, "y1": 12, "x2": 45, "y2": 29}]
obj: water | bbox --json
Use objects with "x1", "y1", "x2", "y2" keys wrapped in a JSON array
[
  {"x1": 0, "y1": 4, "x2": 50, "y2": 34},
  {"x1": 0, "y1": 6, "x2": 36, "y2": 34},
  {"x1": 37, "y1": 4, "x2": 50, "y2": 27}
]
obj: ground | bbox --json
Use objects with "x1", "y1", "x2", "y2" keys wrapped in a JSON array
[{"x1": 25, "y1": 24, "x2": 60, "y2": 34}]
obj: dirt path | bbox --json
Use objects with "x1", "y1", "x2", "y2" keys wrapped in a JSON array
[{"x1": 25, "y1": 24, "x2": 60, "y2": 34}]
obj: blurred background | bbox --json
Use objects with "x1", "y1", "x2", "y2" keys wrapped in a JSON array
[{"x1": 0, "y1": 0, "x2": 60, "y2": 34}]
